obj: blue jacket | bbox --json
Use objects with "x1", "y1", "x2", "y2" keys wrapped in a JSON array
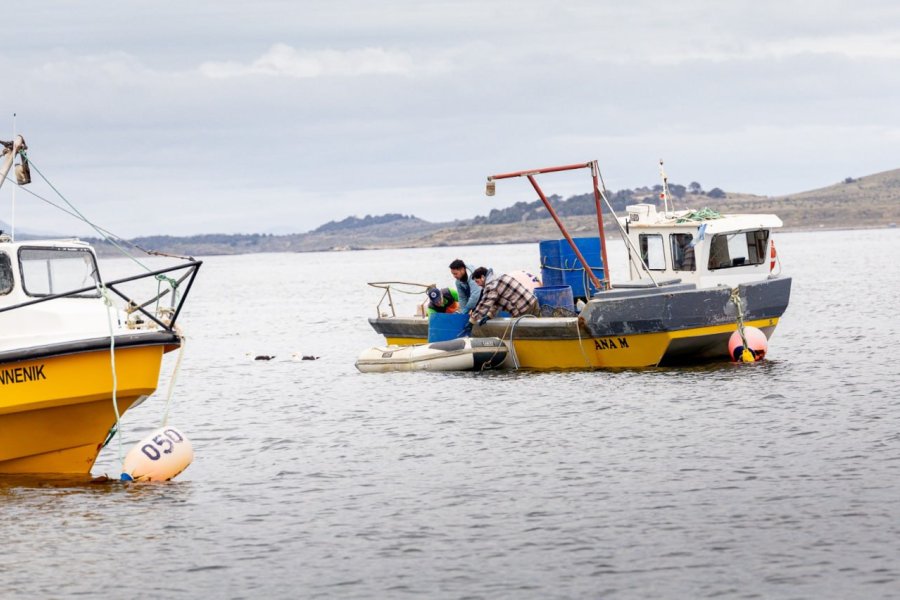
[{"x1": 454, "y1": 270, "x2": 482, "y2": 314}]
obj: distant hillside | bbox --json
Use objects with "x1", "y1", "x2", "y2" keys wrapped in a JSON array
[
  {"x1": 89, "y1": 213, "x2": 447, "y2": 256},
  {"x1": 312, "y1": 213, "x2": 426, "y2": 233},
  {"x1": 470, "y1": 182, "x2": 733, "y2": 226},
  {"x1": 87, "y1": 168, "x2": 900, "y2": 256},
  {"x1": 672, "y1": 168, "x2": 900, "y2": 231}
]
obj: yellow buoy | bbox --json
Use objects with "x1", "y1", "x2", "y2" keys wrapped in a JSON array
[{"x1": 120, "y1": 426, "x2": 194, "y2": 482}]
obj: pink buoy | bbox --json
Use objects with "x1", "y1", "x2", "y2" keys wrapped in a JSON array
[
  {"x1": 121, "y1": 426, "x2": 194, "y2": 482},
  {"x1": 507, "y1": 270, "x2": 541, "y2": 292},
  {"x1": 728, "y1": 326, "x2": 768, "y2": 362}
]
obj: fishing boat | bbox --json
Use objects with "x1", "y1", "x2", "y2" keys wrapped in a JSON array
[
  {"x1": 0, "y1": 135, "x2": 201, "y2": 473},
  {"x1": 367, "y1": 160, "x2": 791, "y2": 369},
  {"x1": 355, "y1": 337, "x2": 508, "y2": 373}
]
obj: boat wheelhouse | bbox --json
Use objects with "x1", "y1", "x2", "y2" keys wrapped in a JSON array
[{"x1": 621, "y1": 203, "x2": 782, "y2": 288}]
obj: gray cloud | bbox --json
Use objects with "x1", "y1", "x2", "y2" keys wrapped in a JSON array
[{"x1": 4, "y1": 0, "x2": 899, "y2": 237}]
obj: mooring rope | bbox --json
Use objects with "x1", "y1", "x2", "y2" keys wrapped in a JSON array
[
  {"x1": 97, "y1": 283, "x2": 124, "y2": 467},
  {"x1": 160, "y1": 329, "x2": 186, "y2": 427},
  {"x1": 729, "y1": 287, "x2": 755, "y2": 363},
  {"x1": 21, "y1": 155, "x2": 181, "y2": 299},
  {"x1": 22, "y1": 155, "x2": 152, "y2": 267},
  {"x1": 505, "y1": 314, "x2": 538, "y2": 369},
  {"x1": 574, "y1": 317, "x2": 592, "y2": 368}
]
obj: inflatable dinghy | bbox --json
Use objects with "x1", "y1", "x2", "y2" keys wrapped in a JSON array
[{"x1": 355, "y1": 337, "x2": 508, "y2": 373}]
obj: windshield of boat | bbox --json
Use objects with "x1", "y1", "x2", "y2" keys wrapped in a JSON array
[
  {"x1": 671, "y1": 233, "x2": 695, "y2": 271},
  {"x1": 638, "y1": 234, "x2": 666, "y2": 270},
  {"x1": 18, "y1": 247, "x2": 101, "y2": 298},
  {"x1": 707, "y1": 230, "x2": 769, "y2": 270}
]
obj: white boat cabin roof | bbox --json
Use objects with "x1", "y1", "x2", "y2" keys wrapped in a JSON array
[
  {"x1": 619, "y1": 203, "x2": 783, "y2": 232},
  {"x1": 0, "y1": 236, "x2": 93, "y2": 251}
]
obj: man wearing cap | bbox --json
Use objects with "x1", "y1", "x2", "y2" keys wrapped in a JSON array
[
  {"x1": 448, "y1": 258, "x2": 482, "y2": 314},
  {"x1": 426, "y1": 286, "x2": 459, "y2": 314},
  {"x1": 468, "y1": 267, "x2": 539, "y2": 328}
]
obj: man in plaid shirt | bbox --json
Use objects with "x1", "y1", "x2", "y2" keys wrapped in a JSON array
[{"x1": 468, "y1": 267, "x2": 540, "y2": 327}]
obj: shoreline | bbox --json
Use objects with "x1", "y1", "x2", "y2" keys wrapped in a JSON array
[{"x1": 107, "y1": 223, "x2": 891, "y2": 258}]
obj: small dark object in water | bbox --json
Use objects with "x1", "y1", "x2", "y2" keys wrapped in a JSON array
[
  {"x1": 255, "y1": 355, "x2": 275, "y2": 361},
  {"x1": 302, "y1": 355, "x2": 319, "y2": 361}
]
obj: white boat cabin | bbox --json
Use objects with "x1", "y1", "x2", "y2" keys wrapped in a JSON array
[
  {"x1": 0, "y1": 236, "x2": 115, "y2": 350},
  {"x1": 619, "y1": 203, "x2": 782, "y2": 289}
]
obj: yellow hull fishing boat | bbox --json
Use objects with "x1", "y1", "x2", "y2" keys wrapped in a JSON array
[
  {"x1": 367, "y1": 160, "x2": 791, "y2": 369},
  {"x1": 0, "y1": 135, "x2": 201, "y2": 473}
]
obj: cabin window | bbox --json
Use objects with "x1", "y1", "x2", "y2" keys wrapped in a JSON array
[
  {"x1": 18, "y1": 247, "x2": 101, "y2": 298},
  {"x1": 707, "y1": 229, "x2": 770, "y2": 270},
  {"x1": 671, "y1": 233, "x2": 695, "y2": 271},
  {"x1": 638, "y1": 234, "x2": 666, "y2": 270},
  {"x1": 0, "y1": 253, "x2": 13, "y2": 295}
]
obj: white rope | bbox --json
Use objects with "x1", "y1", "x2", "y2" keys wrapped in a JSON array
[
  {"x1": 574, "y1": 318, "x2": 591, "y2": 368},
  {"x1": 160, "y1": 330, "x2": 186, "y2": 427},
  {"x1": 98, "y1": 284, "x2": 124, "y2": 468},
  {"x1": 506, "y1": 314, "x2": 537, "y2": 369}
]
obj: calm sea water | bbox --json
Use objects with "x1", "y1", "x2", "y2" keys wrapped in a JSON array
[{"x1": 3, "y1": 228, "x2": 899, "y2": 599}]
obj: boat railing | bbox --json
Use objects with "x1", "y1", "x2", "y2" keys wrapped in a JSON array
[
  {"x1": 367, "y1": 281, "x2": 434, "y2": 317},
  {"x1": 0, "y1": 260, "x2": 202, "y2": 332}
]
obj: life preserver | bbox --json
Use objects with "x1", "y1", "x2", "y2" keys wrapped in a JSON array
[{"x1": 769, "y1": 240, "x2": 777, "y2": 272}]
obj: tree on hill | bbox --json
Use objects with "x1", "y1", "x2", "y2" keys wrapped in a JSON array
[{"x1": 707, "y1": 187, "x2": 726, "y2": 199}]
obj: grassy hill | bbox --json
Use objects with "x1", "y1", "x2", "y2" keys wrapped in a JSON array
[
  {"x1": 390, "y1": 168, "x2": 900, "y2": 249},
  {"x1": 737, "y1": 168, "x2": 900, "y2": 229}
]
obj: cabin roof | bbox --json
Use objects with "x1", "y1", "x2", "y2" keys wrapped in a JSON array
[
  {"x1": 619, "y1": 204, "x2": 782, "y2": 233},
  {"x1": 0, "y1": 238, "x2": 91, "y2": 251}
]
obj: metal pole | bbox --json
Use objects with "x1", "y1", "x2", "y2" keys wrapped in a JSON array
[
  {"x1": 525, "y1": 174, "x2": 603, "y2": 291},
  {"x1": 11, "y1": 114, "x2": 16, "y2": 240},
  {"x1": 488, "y1": 162, "x2": 593, "y2": 181},
  {"x1": 590, "y1": 161, "x2": 611, "y2": 290}
]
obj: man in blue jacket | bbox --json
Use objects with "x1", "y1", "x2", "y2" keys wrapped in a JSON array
[{"x1": 449, "y1": 259, "x2": 482, "y2": 314}]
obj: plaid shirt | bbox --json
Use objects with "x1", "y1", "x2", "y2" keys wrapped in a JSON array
[{"x1": 470, "y1": 273, "x2": 539, "y2": 322}]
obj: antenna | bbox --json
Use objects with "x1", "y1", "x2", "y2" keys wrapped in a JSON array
[
  {"x1": 11, "y1": 113, "x2": 15, "y2": 241},
  {"x1": 658, "y1": 159, "x2": 672, "y2": 216}
]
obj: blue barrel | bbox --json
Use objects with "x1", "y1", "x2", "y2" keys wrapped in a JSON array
[
  {"x1": 559, "y1": 237, "x2": 604, "y2": 298},
  {"x1": 428, "y1": 312, "x2": 471, "y2": 342},
  {"x1": 540, "y1": 237, "x2": 605, "y2": 299},
  {"x1": 539, "y1": 239, "x2": 564, "y2": 288},
  {"x1": 533, "y1": 285, "x2": 576, "y2": 315}
]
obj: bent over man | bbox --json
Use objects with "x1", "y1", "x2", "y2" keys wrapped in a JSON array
[{"x1": 468, "y1": 267, "x2": 540, "y2": 328}]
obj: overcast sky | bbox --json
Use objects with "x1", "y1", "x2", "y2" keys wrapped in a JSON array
[{"x1": 3, "y1": 1, "x2": 899, "y2": 237}]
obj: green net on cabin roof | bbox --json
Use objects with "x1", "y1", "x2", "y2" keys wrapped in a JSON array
[{"x1": 676, "y1": 208, "x2": 723, "y2": 223}]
